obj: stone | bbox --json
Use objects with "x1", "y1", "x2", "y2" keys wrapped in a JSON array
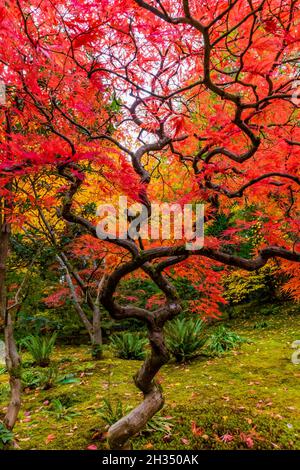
[
  {"x1": 291, "y1": 340, "x2": 300, "y2": 365},
  {"x1": 291, "y1": 350, "x2": 300, "y2": 365},
  {"x1": 0, "y1": 340, "x2": 6, "y2": 365}
]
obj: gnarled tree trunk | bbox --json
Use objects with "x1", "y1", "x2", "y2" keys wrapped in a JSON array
[
  {"x1": 107, "y1": 327, "x2": 169, "y2": 449},
  {"x1": 100, "y1": 258, "x2": 183, "y2": 450}
]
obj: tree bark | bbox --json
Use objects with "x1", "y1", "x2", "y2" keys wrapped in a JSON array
[
  {"x1": 56, "y1": 255, "x2": 103, "y2": 359},
  {"x1": 0, "y1": 207, "x2": 22, "y2": 431},
  {"x1": 107, "y1": 327, "x2": 169, "y2": 450},
  {"x1": 91, "y1": 305, "x2": 102, "y2": 359},
  {"x1": 4, "y1": 312, "x2": 22, "y2": 430}
]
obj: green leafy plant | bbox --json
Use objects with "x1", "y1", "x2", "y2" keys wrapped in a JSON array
[
  {"x1": 110, "y1": 332, "x2": 147, "y2": 360},
  {"x1": 22, "y1": 333, "x2": 57, "y2": 367},
  {"x1": 91, "y1": 344, "x2": 103, "y2": 360},
  {"x1": 165, "y1": 317, "x2": 207, "y2": 362},
  {"x1": 22, "y1": 367, "x2": 80, "y2": 390},
  {"x1": 22, "y1": 370, "x2": 43, "y2": 390},
  {"x1": 97, "y1": 398, "x2": 173, "y2": 435},
  {"x1": 0, "y1": 422, "x2": 14, "y2": 449},
  {"x1": 56, "y1": 373, "x2": 81, "y2": 385},
  {"x1": 97, "y1": 398, "x2": 129, "y2": 426},
  {"x1": 144, "y1": 414, "x2": 173, "y2": 434},
  {"x1": 58, "y1": 357, "x2": 73, "y2": 364},
  {"x1": 253, "y1": 320, "x2": 269, "y2": 329},
  {"x1": 207, "y1": 326, "x2": 248, "y2": 355},
  {"x1": 39, "y1": 365, "x2": 59, "y2": 390},
  {"x1": 48, "y1": 399, "x2": 80, "y2": 421},
  {"x1": 0, "y1": 367, "x2": 7, "y2": 375}
]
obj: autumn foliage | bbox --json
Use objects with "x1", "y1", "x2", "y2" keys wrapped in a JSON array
[{"x1": 1, "y1": 0, "x2": 300, "y2": 448}]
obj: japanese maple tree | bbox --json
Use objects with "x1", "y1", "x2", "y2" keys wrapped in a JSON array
[{"x1": 1, "y1": 0, "x2": 300, "y2": 448}]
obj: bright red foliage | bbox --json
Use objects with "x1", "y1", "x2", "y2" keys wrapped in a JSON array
[{"x1": 0, "y1": 0, "x2": 300, "y2": 316}]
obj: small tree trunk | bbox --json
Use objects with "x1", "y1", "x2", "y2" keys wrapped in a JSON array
[
  {"x1": 91, "y1": 307, "x2": 102, "y2": 359},
  {"x1": 107, "y1": 327, "x2": 169, "y2": 450},
  {"x1": 0, "y1": 210, "x2": 22, "y2": 431},
  {"x1": 57, "y1": 255, "x2": 103, "y2": 359},
  {"x1": 4, "y1": 312, "x2": 22, "y2": 430}
]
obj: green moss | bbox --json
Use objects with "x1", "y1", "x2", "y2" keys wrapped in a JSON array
[{"x1": 0, "y1": 305, "x2": 299, "y2": 450}]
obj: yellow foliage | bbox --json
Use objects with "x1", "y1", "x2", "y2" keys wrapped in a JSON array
[{"x1": 223, "y1": 264, "x2": 280, "y2": 304}]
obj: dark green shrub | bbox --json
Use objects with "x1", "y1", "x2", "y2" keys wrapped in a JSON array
[
  {"x1": 208, "y1": 326, "x2": 248, "y2": 355},
  {"x1": 91, "y1": 344, "x2": 103, "y2": 360},
  {"x1": 97, "y1": 398, "x2": 128, "y2": 426},
  {"x1": 165, "y1": 317, "x2": 207, "y2": 362},
  {"x1": 0, "y1": 422, "x2": 14, "y2": 449},
  {"x1": 110, "y1": 332, "x2": 147, "y2": 360},
  {"x1": 40, "y1": 366, "x2": 59, "y2": 389},
  {"x1": 97, "y1": 398, "x2": 173, "y2": 434},
  {"x1": 22, "y1": 333, "x2": 57, "y2": 367},
  {"x1": 22, "y1": 370, "x2": 43, "y2": 389},
  {"x1": 253, "y1": 320, "x2": 269, "y2": 329},
  {"x1": 48, "y1": 399, "x2": 80, "y2": 421},
  {"x1": 22, "y1": 366, "x2": 80, "y2": 390}
]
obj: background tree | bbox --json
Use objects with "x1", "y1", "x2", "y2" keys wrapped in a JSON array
[{"x1": 18, "y1": 176, "x2": 108, "y2": 359}]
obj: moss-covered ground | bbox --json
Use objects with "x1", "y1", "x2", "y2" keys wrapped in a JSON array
[{"x1": 1, "y1": 304, "x2": 300, "y2": 450}]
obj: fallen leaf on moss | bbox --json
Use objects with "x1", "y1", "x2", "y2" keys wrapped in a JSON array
[
  {"x1": 45, "y1": 434, "x2": 56, "y2": 445},
  {"x1": 144, "y1": 442, "x2": 154, "y2": 449},
  {"x1": 191, "y1": 421, "x2": 204, "y2": 436},
  {"x1": 180, "y1": 438, "x2": 190, "y2": 445}
]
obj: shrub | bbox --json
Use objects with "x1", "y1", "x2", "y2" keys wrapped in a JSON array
[
  {"x1": 22, "y1": 370, "x2": 43, "y2": 389},
  {"x1": 48, "y1": 399, "x2": 80, "y2": 421},
  {"x1": 97, "y1": 398, "x2": 128, "y2": 426},
  {"x1": 0, "y1": 422, "x2": 14, "y2": 449},
  {"x1": 22, "y1": 366, "x2": 80, "y2": 390},
  {"x1": 39, "y1": 366, "x2": 59, "y2": 390},
  {"x1": 207, "y1": 326, "x2": 248, "y2": 355},
  {"x1": 223, "y1": 264, "x2": 283, "y2": 305},
  {"x1": 91, "y1": 344, "x2": 103, "y2": 360},
  {"x1": 253, "y1": 320, "x2": 269, "y2": 329},
  {"x1": 97, "y1": 398, "x2": 173, "y2": 434},
  {"x1": 110, "y1": 332, "x2": 147, "y2": 360},
  {"x1": 22, "y1": 333, "x2": 57, "y2": 367},
  {"x1": 165, "y1": 317, "x2": 207, "y2": 362},
  {"x1": 58, "y1": 357, "x2": 73, "y2": 364},
  {"x1": 144, "y1": 414, "x2": 173, "y2": 434}
]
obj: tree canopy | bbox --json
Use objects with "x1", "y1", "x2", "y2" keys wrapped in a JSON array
[{"x1": 0, "y1": 0, "x2": 300, "y2": 449}]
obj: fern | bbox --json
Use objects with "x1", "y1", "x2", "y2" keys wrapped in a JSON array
[
  {"x1": 22, "y1": 333, "x2": 57, "y2": 367},
  {"x1": 110, "y1": 332, "x2": 147, "y2": 360},
  {"x1": 165, "y1": 317, "x2": 207, "y2": 362},
  {"x1": 208, "y1": 326, "x2": 248, "y2": 355}
]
